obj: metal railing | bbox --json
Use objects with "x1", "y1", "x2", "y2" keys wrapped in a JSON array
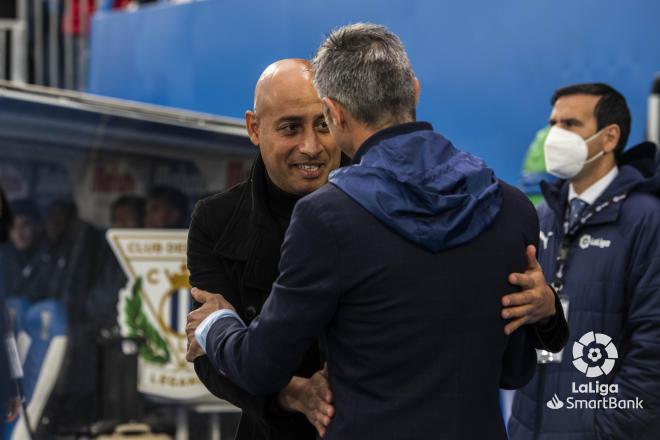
[
  {"x1": 0, "y1": 0, "x2": 28, "y2": 83},
  {"x1": 0, "y1": 1, "x2": 185, "y2": 91},
  {"x1": 0, "y1": 0, "x2": 95, "y2": 90}
]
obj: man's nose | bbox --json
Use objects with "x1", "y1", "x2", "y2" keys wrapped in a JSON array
[{"x1": 298, "y1": 127, "x2": 323, "y2": 157}]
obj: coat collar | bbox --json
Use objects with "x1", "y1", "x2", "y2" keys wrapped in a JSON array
[
  {"x1": 352, "y1": 121, "x2": 434, "y2": 164},
  {"x1": 212, "y1": 155, "x2": 284, "y2": 291},
  {"x1": 541, "y1": 163, "x2": 646, "y2": 231},
  {"x1": 541, "y1": 142, "x2": 659, "y2": 230},
  {"x1": 209, "y1": 153, "x2": 351, "y2": 292}
]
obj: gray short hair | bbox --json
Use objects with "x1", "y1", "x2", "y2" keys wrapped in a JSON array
[{"x1": 312, "y1": 23, "x2": 416, "y2": 127}]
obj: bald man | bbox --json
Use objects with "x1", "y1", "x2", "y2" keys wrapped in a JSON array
[
  {"x1": 186, "y1": 59, "x2": 340, "y2": 440},
  {"x1": 186, "y1": 59, "x2": 565, "y2": 439}
]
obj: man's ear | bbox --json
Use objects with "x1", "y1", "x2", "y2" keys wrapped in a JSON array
[
  {"x1": 603, "y1": 124, "x2": 621, "y2": 154},
  {"x1": 322, "y1": 97, "x2": 345, "y2": 129},
  {"x1": 414, "y1": 78, "x2": 421, "y2": 106},
  {"x1": 245, "y1": 110, "x2": 260, "y2": 146}
]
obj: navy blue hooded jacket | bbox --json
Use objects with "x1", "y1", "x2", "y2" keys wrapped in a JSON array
[
  {"x1": 205, "y1": 122, "x2": 541, "y2": 439},
  {"x1": 509, "y1": 142, "x2": 660, "y2": 440}
]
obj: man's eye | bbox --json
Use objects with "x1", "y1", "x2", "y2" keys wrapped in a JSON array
[
  {"x1": 316, "y1": 119, "x2": 329, "y2": 132},
  {"x1": 279, "y1": 124, "x2": 299, "y2": 135}
]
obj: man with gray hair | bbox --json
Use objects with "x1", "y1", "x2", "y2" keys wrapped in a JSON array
[{"x1": 187, "y1": 23, "x2": 567, "y2": 439}]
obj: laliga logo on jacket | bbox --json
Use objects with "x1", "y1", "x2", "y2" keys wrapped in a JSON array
[{"x1": 572, "y1": 331, "x2": 618, "y2": 377}]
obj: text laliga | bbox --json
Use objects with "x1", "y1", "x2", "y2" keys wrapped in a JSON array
[{"x1": 572, "y1": 381, "x2": 618, "y2": 396}]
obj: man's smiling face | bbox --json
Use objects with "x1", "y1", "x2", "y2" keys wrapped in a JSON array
[{"x1": 246, "y1": 59, "x2": 341, "y2": 196}]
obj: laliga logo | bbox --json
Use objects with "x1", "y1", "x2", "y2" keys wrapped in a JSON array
[
  {"x1": 546, "y1": 332, "x2": 644, "y2": 411},
  {"x1": 572, "y1": 331, "x2": 618, "y2": 377},
  {"x1": 579, "y1": 234, "x2": 611, "y2": 250}
]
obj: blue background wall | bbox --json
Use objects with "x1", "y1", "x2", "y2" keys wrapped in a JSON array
[{"x1": 88, "y1": 0, "x2": 660, "y2": 183}]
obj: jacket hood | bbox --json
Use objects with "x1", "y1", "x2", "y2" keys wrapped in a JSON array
[
  {"x1": 329, "y1": 122, "x2": 502, "y2": 252},
  {"x1": 541, "y1": 141, "x2": 660, "y2": 215}
]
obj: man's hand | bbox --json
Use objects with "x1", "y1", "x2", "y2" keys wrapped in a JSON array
[
  {"x1": 277, "y1": 365, "x2": 334, "y2": 438},
  {"x1": 185, "y1": 287, "x2": 236, "y2": 362},
  {"x1": 502, "y1": 245, "x2": 556, "y2": 335},
  {"x1": 186, "y1": 337, "x2": 205, "y2": 362}
]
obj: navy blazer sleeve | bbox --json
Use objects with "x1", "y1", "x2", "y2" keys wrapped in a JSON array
[
  {"x1": 205, "y1": 197, "x2": 342, "y2": 395},
  {"x1": 499, "y1": 196, "x2": 542, "y2": 389},
  {"x1": 531, "y1": 287, "x2": 569, "y2": 353}
]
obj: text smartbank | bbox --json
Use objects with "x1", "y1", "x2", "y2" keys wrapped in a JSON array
[{"x1": 563, "y1": 382, "x2": 644, "y2": 410}]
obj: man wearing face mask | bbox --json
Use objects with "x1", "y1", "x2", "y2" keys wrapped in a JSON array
[{"x1": 509, "y1": 83, "x2": 660, "y2": 440}]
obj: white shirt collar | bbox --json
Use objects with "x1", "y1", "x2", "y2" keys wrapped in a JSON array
[{"x1": 569, "y1": 166, "x2": 619, "y2": 205}]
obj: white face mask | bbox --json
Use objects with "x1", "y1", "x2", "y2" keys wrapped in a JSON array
[{"x1": 544, "y1": 126, "x2": 605, "y2": 179}]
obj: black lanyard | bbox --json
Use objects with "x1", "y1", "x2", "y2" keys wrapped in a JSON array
[{"x1": 551, "y1": 192, "x2": 628, "y2": 294}]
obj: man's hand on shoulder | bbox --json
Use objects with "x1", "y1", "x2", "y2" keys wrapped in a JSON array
[
  {"x1": 186, "y1": 287, "x2": 237, "y2": 362},
  {"x1": 501, "y1": 245, "x2": 556, "y2": 335},
  {"x1": 277, "y1": 365, "x2": 335, "y2": 438}
]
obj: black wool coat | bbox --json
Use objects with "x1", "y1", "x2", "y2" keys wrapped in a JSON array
[{"x1": 187, "y1": 156, "x2": 320, "y2": 440}]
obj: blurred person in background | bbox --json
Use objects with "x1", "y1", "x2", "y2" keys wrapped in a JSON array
[
  {"x1": 87, "y1": 194, "x2": 145, "y2": 331},
  {"x1": 110, "y1": 195, "x2": 145, "y2": 228},
  {"x1": 0, "y1": 199, "x2": 49, "y2": 302},
  {"x1": 84, "y1": 194, "x2": 146, "y2": 430},
  {"x1": 144, "y1": 185, "x2": 189, "y2": 229},
  {"x1": 0, "y1": 189, "x2": 12, "y2": 250},
  {"x1": 39, "y1": 197, "x2": 103, "y2": 433},
  {"x1": 9, "y1": 200, "x2": 42, "y2": 251},
  {"x1": 42, "y1": 197, "x2": 101, "y2": 309},
  {"x1": 1, "y1": 186, "x2": 14, "y2": 434}
]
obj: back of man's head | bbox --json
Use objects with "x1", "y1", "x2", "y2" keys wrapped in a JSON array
[
  {"x1": 312, "y1": 23, "x2": 417, "y2": 128},
  {"x1": 552, "y1": 82, "x2": 631, "y2": 161}
]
